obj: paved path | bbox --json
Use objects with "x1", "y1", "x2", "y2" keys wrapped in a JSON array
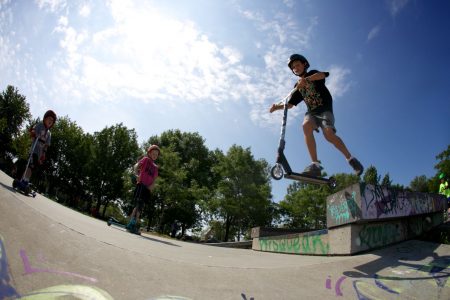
[{"x1": 0, "y1": 170, "x2": 449, "y2": 299}]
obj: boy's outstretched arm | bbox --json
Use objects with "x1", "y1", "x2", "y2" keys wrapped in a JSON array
[{"x1": 270, "y1": 102, "x2": 293, "y2": 113}]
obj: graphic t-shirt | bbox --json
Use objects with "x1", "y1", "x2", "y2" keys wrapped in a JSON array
[
  {"x1": 288, "y1": 70, "x2": 333, "y2": 115},
  {"x1": 32, "y1": 122, "x2": 51, "y2": 157},
  {"x1": 138, "y1": 156, "x2": 158, "y2": 187}
]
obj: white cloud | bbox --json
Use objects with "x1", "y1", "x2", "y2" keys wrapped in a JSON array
[
  {"x1": 326, "y1": 66, "x2": 352, "y2": 98},
  {"x1": 3, "y1": 0, "x2": 326, "y2": 131},
  {"x1": 47, "y1": 0, "x2": 253, "y2": 106},
  {"x1": 236, "y1": 5, "x2": 317, "y2": 47},
  {"x1": 386, "y1": 0, "x2": 409, "y2": 17},
  {"x1": 367, "y1": 25, "x2": 381, "y2": 41},
  {"x1": 79, "y1": 3, "x2": 91, "y2": 17},
  {"x1": 220, "y1": 47, "x2": 242, "y2": 65},
  {"x1": 35, "y1": 0, "x2": 67, "y2": 12},
  {"x1": 283, "y1": 0, "x2": 295, "y2": 8}
]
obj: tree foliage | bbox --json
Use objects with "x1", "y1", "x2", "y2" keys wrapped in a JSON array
[
  {"x1": 209, "y1": 145, "x2": 272, "y2": 241},
  {"x1": 0, "y1": 85, "x2": 31, "y2": 168},
  {"x1": 89, "y1": 123, "x2": 140, "y2": 217},
  {"x1": 410, "y1": 175, "x2": 429, "y2": 193}
]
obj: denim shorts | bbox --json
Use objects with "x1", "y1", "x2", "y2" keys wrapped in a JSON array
[{"x1": 304, "y1": 111, "x2": 336, "y2": 132}]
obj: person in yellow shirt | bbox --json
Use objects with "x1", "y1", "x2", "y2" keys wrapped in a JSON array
[
  {"x1": 439, "y1": 173, "x2": 450, "y2": 217},
  {"x1": 439, "y1": 173, "x2": 450, "y2": 198}
]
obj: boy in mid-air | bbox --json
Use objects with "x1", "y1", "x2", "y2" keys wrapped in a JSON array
[{"x1": 270, "y1": 54, "x2": 363, "y2": 177}]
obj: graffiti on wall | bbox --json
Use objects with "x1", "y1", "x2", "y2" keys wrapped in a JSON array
[
  {"x1": 356, "y1": 223, "x2": 405, "y2": 249},
  {"x1": 258, "y1": 230, "x2": 329, "y2": 255},
  {"x1": 362, "y1": 185, "x2": 412, "y2": 219},
  {"x1": 328, "y1": 191, "x2": 360, "y2": 226},
  {"x1": 361, "y1": 184, "x2": 446, "y2": 220}
]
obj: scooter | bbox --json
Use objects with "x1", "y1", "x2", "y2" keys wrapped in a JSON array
[
  {"x1": 107, "y1": 217, "x2": 141, "y2": 235},
  {"x1": 270, "y1": 88, "x2": 336, "y2": 188},
  {"x1": 12, "y1": 138, "x2": 39, "y2": 197}
]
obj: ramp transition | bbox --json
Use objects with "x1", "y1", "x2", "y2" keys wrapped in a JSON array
[{"x1": 252, "y1": 183, "x2": 448, "y2": 255}]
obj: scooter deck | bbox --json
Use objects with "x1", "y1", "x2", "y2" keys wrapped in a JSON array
[
  {"x1": 285, "y1": 172, "x2": 330, "y2": 185},
  {"x1": 107, "y1": 220, "x2": 141, "y2": 235},
  {"x1": 108, "y1": 220, "x2": 126, "y2": 228},
  {"x1": 12, "y1": 179, "x2": 37, "y2": 197}
]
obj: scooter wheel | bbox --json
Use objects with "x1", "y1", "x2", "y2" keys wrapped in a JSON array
[
  {"x1": 271, "y1": 164, "x2": 284, "y2": 180},
  {"x1": 328, "y1": 177, "x2": 337, "y2": 189}
]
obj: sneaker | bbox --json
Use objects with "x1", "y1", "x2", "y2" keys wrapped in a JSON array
[
  {"x1": 303, "y1": 162, "x2": 323, "y2": 177},
  {"x1": 126, "y1": 218, "x2": 136, "y2": 231},
  {"x1": 348, "y1": 157, "x2": 364, "y2": 176}
]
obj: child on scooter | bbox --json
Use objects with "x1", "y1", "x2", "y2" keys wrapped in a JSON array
[
  {"x1": 126, "y1": 145, "x2": 160, "y2": 234},
  {"x1": 269, "y1": 54, "x2": 363, "y2": 177},
  {"x1": 21, "y1": 110, "x2": 57, "y2": 185}
]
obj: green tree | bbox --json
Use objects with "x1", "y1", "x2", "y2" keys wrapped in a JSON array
[
  {"x1": 89, "y1": 123, "x2": 140, "y2": 218},
  {"x1": 44, "y1": 116, "x2": 93, "y2": 209},
  {"x1": 146, "y1": 130, "x2": 217, "y2": 236},
  {"x1": 435, "y1": 145, "x2": 450, "y2": 176},
  {"x1": 363, "y1": 165, "x2": 380, "y2": 185},
  {"x1": 279, "y1": 183, "x2": 328, "y2": 229},
  {"x1": 210, "y1": 145, "x2": 272, "y2": 241},
  {"x1": 381, "y1": 173, "x2": 392, "y2": 187},
  {"x1": 0, "y1": 85, "x2": 31, "y2": 170},
  {"x1": 410, "y1": 175, "x2": 429, "y2": 193},
  {"x1": 429, "y1": 145, "x2": 450, "y2": 193}
]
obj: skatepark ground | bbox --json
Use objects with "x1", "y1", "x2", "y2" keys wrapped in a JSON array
[{"x1": 0, "y1": 169, "x2": 449, "y2": 300}]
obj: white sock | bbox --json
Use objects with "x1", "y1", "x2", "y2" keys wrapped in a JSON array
[{"x1": 347, "y1": 156, "x2": 354, "y2": 162}]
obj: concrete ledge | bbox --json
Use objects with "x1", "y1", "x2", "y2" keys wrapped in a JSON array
[
  {"x1": 252, "y1": 229, "x2": 329, "y2": 255},
  {"x1": 327, "y1": 183, "x2": 447, "y2": 228},
  {"x1": 205, "y1": 241, "x2": 252, "y2": 249},
  {"x1": 329, "y1": 211, "x2": 445, "y2": 254},
  {"x1": 252, "y1": 185, "x2": 447, "y2": 255},
  {"x1": 251, "y1": 226, "x2": 310, "y2": 238}
]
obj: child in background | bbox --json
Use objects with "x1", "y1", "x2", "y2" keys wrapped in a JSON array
[
  {"x1": 126, "y1": 145, "x2": 160, "y2": 234},
  {"x1": 23, "y1": 110, "x2": 57, "y2": 184}
]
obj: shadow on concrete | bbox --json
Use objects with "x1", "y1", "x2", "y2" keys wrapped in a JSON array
[
  {"x1": 0, "y1": 181, "x2": 16, "y2": 194},
  {"x1": 139, "y1": 234, "x2": 181, "y2": 247},
  {"x1": 343, "y1": 241, "x2": 450, "y2": 283}
]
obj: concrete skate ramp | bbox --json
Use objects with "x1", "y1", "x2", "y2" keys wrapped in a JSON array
[
  {"x1": 0, "y1": 170, "x2": 449, "y2": 299},
  {"x1": 253, "y1": 183, "x2": 448, "y2": 255}
]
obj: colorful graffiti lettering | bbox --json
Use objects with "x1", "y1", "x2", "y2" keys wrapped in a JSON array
[
  {"x1": 357, "y1": 223, "x2": 403, "y2": 249},
  {"x1": 241, "y1": 293, "x2": 255, "y2": 300},
  {"x1": 325, "y1": 259, "x2": 450, "y2": 299},
  {"x1": 258, "y1": 230, "x2": 329, "y2": 255},
  {"x1": 328, "y1": 191, "x2": 359, "y2": 226},
  {"x1": 0, "y1": 236, "x2": 21, "y2": 299},
  {"x1": 0, "y1": 234, "x2": 112, "y2": 300},
  {"x1": 325, "y1": 275, "x2": 346, "y2": 296},
  {"x1": 20, "y1": 249, "x2": 98, "y2": 283}
]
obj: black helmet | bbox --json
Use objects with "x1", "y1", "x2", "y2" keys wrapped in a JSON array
[{"x1": 287, "y1": 54, "x2": 310, "y2": 70}]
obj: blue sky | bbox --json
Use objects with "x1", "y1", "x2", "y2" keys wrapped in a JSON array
[{"x1": 1, "y1": 0, "x2": 449, "y2": 202}]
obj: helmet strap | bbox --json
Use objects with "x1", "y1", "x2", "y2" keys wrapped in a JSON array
[{"x1": 292, "y1": 69, "x2": 306, "y2": 77}]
